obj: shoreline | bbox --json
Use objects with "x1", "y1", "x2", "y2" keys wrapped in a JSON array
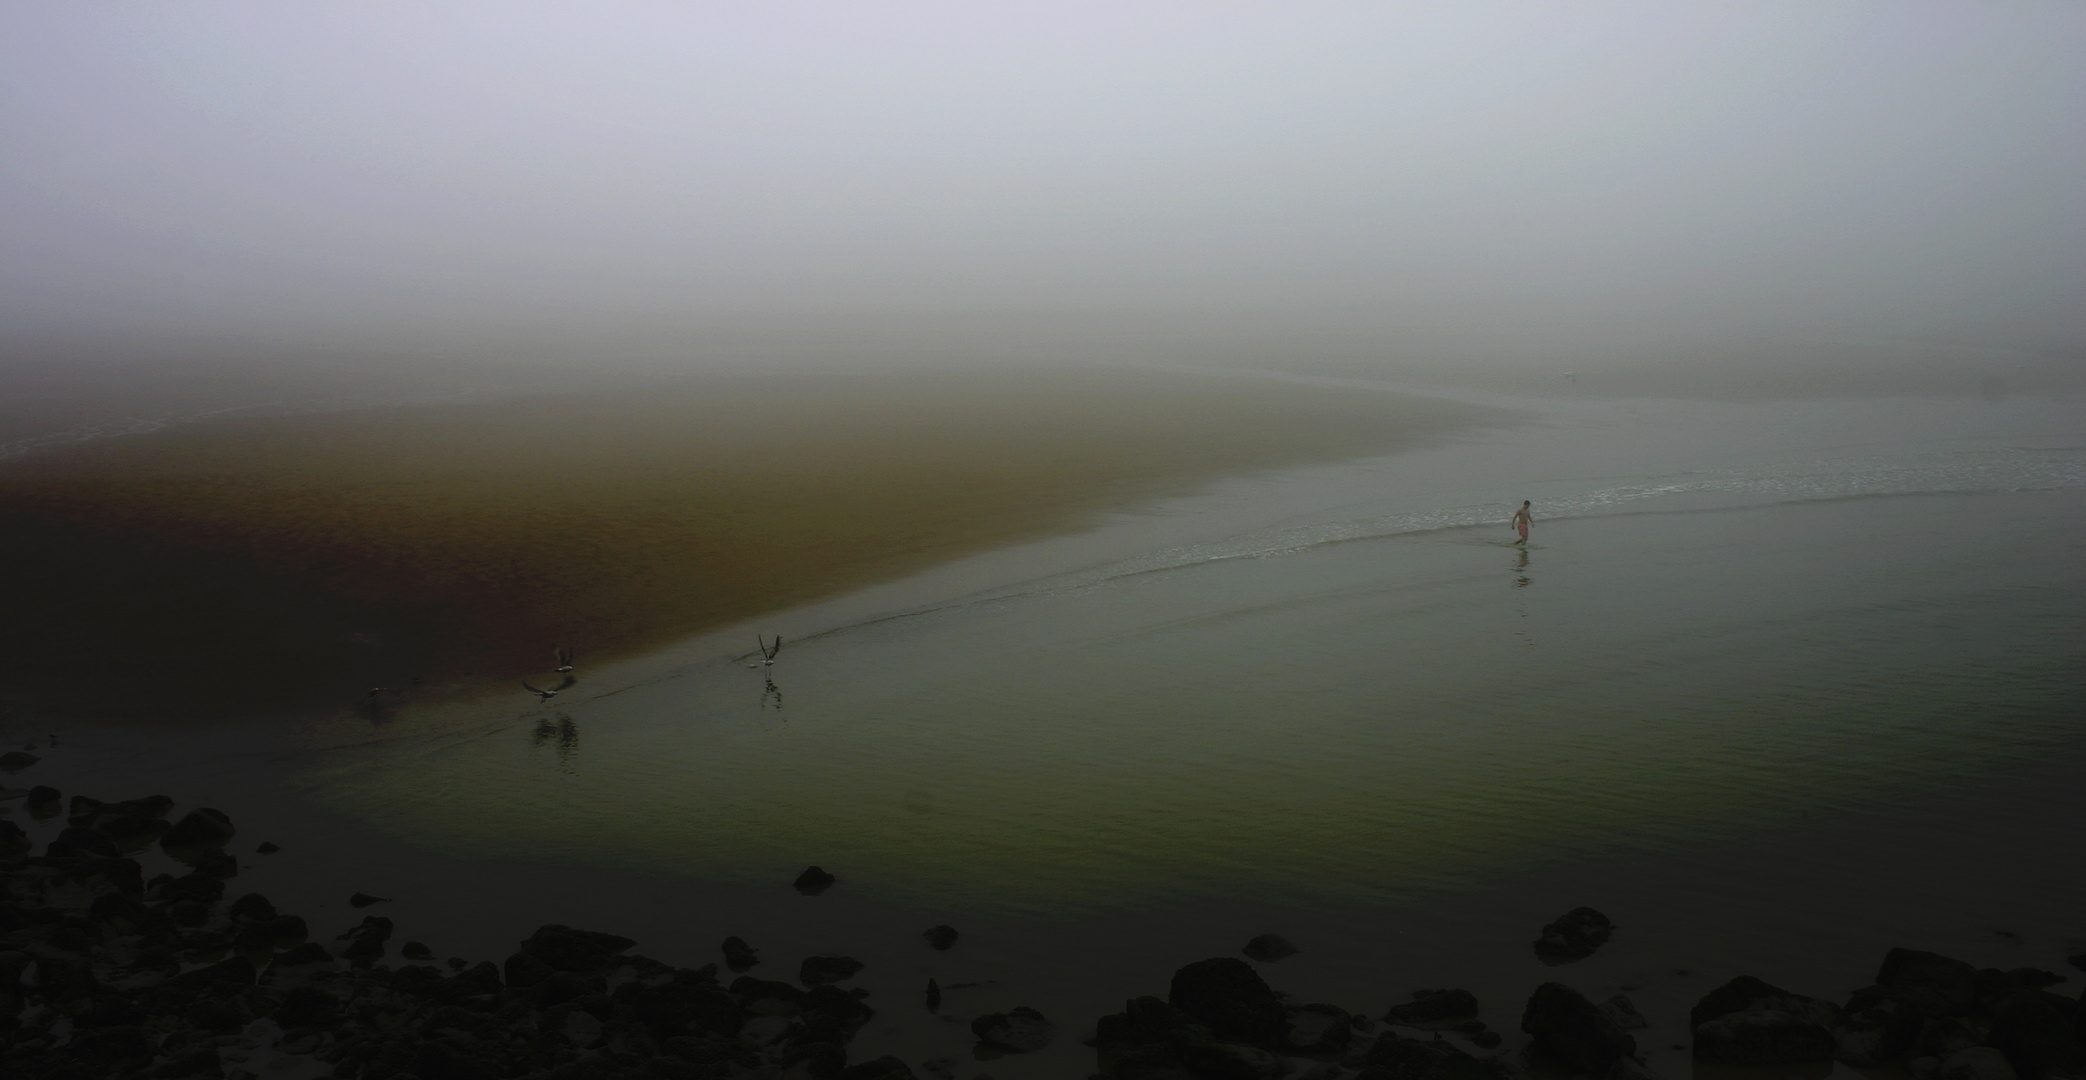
[{"x1": 0, "y1": 367, "x2": 1507, "y2": 723}]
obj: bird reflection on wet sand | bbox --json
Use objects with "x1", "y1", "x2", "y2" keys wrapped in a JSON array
[{"x1": 530, "y1": 714, "x2": 579, "y2": 770}]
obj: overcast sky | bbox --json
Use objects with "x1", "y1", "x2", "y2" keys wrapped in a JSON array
[{"x1": 2, "y1": 2, "x2": 2081, "y2": 370}]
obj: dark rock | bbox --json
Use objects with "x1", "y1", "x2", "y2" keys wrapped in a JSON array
[
  {"x1": 1470, "y1": 1030, "x2": 1503, "y2": 1049},
  {"x1": 194, "y1": 848, "x2": 237, "y2": 877},
  {"x1": 1602, "y1": 993, "x2": 1649, "y2": 1030},
  {"x1": 2009, "y1": 970, "x2": 2069, "y2": 990},
  {"x1": 275, "y1": 985, "x2": 343, "y2": 1028},
  {"x1": 1170, "y1": 957, "x2": 1286, "y2": 1048},
  {"x1": 1387, "y1": 989, "x2": 1480, "y2": 1028},
  {"x1": 1242, "y1": 934, "x2": 1297, "y2": 962},
  {"x1": 795, "y1": 865, "x2": 837, "y2": 894},
  {"x1": 923, "y1": 924, "x2": 959, "y2": 950},
  {"x1": 1287, "y1": 1002, "x2": 1354, "y2": 1054},
  {"x1": 25, "y1": 784, "x2": 61, "y2": 818},
  {"x1": 1183, "y1": 1039, "x2": 1290, "y2": 1079},
  {"x1": 0, "y1": 820, "x2": 28, "y2": 858},
  {"x1": 840, "y1": 1056, "x2": 919, "y2": 1080},
  {"x1": 802, "y1": 954, "x2": 865, "y2": 986},
  {"x1": 1358, "y1": 1032, "x2": 1496, "y2": 1080},
  {"x1": 504, "y1": 950, "x2": 555, "y2": 987},
  {"x1": 166, "y1": 899, "x2": 210, "y2": 927},
  {"x1": 348, "y1": 891, "x2": 390, "y2": 908},
  {"x1": 47, "y1": 826, "x2": 120, "y2": 859},
  {"x1": 269, "y1": 941, "x2": 331, "y2": 968},
  {"x1": 1534, "y1": 907, "x2": 1615, "y2": 962},
  {"x1": 160, "y1": 807, "x2": 236, "y2": 849},
  {"x1": 155, "y1": 871, "x2": 225, "y2": 906},
  {"x1": 623, "y1": 976, "x2": 741, "y2": 1040},
  {"x1": 733, "y1": 975, "x2": 809, "y2": 1014},
  {"x1": 1987, "y1": 990, "x2": 2086, "y2": 1080},
  {"x1": 1945, "y1": 1046, "x2": 2025, "y2": 1080},
  {"x1": 925, "y1": 977, "x2": 941, "y2": 1012},
  {"x1": 1691, "y1": 975, "x2": 1837, "y2": 1065},
  {"x1": 2068, "y1": 952, "x2": 2086, "y2": 974},
  {"x1": 517, "y1": 923, "x2": 636, "y2": 971},
  {"x1": 722, "y1": 934, "x2": 760, "y2": 972},
  {"x1": 401, "y1": 941, "x2": 435, "y2": 960},
  {"x1": 227, "y1": 893, "x2": 277, "y2": 924},
  {"x1": 268, "y1": 914, "x2": 308, "y2": 945},
  {"x1": 1522, "y1": 981, "x2": 1637, "y2": 1075},
  {"x1": 0, "y1": 750, "x2": 37, "y2": 772},
  {"x1": 256, "y1": 841, "x2": 280, "y2": 854},
  {"x1": 972, "y1": 1005, "x2": 1055, "y2": 1053},
  {"x1": 804, "y1": 983, "x2": 877, "y2": 1038}
]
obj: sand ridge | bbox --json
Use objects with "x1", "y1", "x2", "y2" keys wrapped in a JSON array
[{"x1": 0, "y1": 367, "x2": 1504, "y2": 721}]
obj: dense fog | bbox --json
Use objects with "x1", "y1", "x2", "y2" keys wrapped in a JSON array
[{"x1": 2, "y1": 3, "x2": 2082, "y2": 401}]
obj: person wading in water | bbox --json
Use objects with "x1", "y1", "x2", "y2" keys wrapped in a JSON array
[{"x1": 1511, "y1": 500, "x2": 1532, "y2": 544}]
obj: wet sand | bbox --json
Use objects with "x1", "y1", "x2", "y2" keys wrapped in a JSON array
[{"x1": 0, "y1": 367, "x2": 1502, "y2": 720}]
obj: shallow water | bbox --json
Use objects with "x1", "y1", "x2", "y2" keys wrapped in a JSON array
[{"x1": 287, "y1": 390, "x2": 2084, "y2": 919}]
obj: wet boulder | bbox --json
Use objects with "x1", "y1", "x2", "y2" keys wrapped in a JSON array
[
  {"x1": 1169, "y1": 957, "x2": 1287, "y2": 1048},
  {"x1": 1986, "y1": 990, "x2": 2086, "y2": 1080},
  {"x1": 1602, "y1": 993, "x2": 1649, "y2": 1030},
  {"x1": 1946, "y1": 1047, "x2": 2024, "y2": 1080},
  {"x1": 801, "y1": 954, "x2": 865, "y2": 986},
  {"x1": 25, "y1": 785, "x2": 62, "y2": 818},
  {"x1": 923, "y1": 924, "x2": 959, "y2": 950},
  {"x1": 841, "y1": 1057, "x2": 920, "y2": 1079},
  {"x1": 794, "y1": 865, "x2": 837, "y2": 894},
  {"x1": 153, "y1": 870, "x2": 224, "y2": 906},
  {"x1": 226, "y1": 892, "x2": 277, "y2": 924},
  {"x1": 0, "y1": 820, "x2": 28, "y2": 858},
  {"x1": 0, "y1": 751, "x2": 37, "y2": 773},
  {"x1": 722, "y1": 934, "x2": 760, "y2": 972},
  {"x1": 1286, "y1": 1002, "x2": 1355, "y2": 1054},
  {"x1": 517, "y1": 923, "x2": 636, "y2": 971},
  {"x1": 1522, "y1": 981, "x2": 1638, "y2": 1075},
  {"x1": 1691, "y1": 975, "x2": 1838, "y2": 1065},
  {"x1": 1181, "y1": 1039, "x2": 1290, "y2": 1079},
  {"x1": 1358, "y1": 1032, "x2": 1498, "y2": 1080},
  {"x1": 1387, "y1": 989, "x2": 1480, "y2": 1029},
  {"x1": 160, "y1": 807, "x2": 236, "y2": 849},
  {"x1": 1535, "y1": 907, "x2": 1615, "y2": 962},
  {"x1": 1242, "y1": 934, "x2": 1297, "y2": 962},
  {"x1": 973, "y1": 1005, "x2": 1056, "y2": 1053},
  {"x1": 47, "y1": 826, "x2": 120, "y2": 859}
]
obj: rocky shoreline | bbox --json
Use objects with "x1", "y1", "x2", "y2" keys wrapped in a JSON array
[{"x1": 4, "y1": 782, "x2": 2083, "y2": 1080}]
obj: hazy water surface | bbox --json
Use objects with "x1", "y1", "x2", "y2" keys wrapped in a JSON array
[{"x1": 291, "y1": 388, "x2": 2086, "y2": 914}]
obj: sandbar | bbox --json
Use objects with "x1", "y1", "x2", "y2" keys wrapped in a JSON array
[{"x1": 0, "y1": 367, "x2": 1503, "y2": 721}]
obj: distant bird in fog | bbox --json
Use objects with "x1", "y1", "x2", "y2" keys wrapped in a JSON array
[
  {"x1": 553, "y1": 645, "x2": 575, "y2": 673},
  {"x1": 523, "y1": 675, "x2": 577, "y2": 702},
  {"x1": 1564, "y1": 372, "x2": 1577, "y2": 383},
  {"x1": 752, "y1": 635, "x2": 783, "y2": 668}
]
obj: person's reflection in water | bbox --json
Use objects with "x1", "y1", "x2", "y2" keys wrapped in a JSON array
[
  {"x1": 531, "y1": 714, "x2": 580, "y2": 771},
  {"x1": 1511, "y1": 547, "x2": 1535, "y2": 650}
]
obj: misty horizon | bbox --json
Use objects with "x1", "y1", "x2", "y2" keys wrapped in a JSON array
[{"x1": 3, "y1": 3, "x2": 2082, "y2": 384}]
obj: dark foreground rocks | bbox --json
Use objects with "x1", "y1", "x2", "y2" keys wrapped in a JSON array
[
  {"x1": 1816, "y1": 948, "x2": 2086, "y2": 1080},
  {"x1": 1, "y1": 791, "x2": 898, "y2": 1080},
  {"x1": 1094, "y1": 959, "x2": 1495, "y2": 1080}
]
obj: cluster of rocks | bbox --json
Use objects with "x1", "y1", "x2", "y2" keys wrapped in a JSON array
[
  {"x1": 1691, "y1": 947, "x2": 2085, "y2": 1080},
  {"x1": 1091, "y1": 956, "x2": 1528, "y2": 1080},
  {"x1": 1, "y1": 787, "x2": 935, "y2": 1079},
  {"x1": 1090, "y1": 909, "x2": 2085, "y2": 1080}
]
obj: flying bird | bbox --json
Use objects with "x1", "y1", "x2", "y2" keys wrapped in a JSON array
[
  {"x1": 523, "y1": 675, "x2": 577, "y2": 702},
  {"x1": 752, "y1": 635, "x2": 783, "y2": 667},
  {"x1": 553, "y1": 645, "x2": 575, "y2": 673}
]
